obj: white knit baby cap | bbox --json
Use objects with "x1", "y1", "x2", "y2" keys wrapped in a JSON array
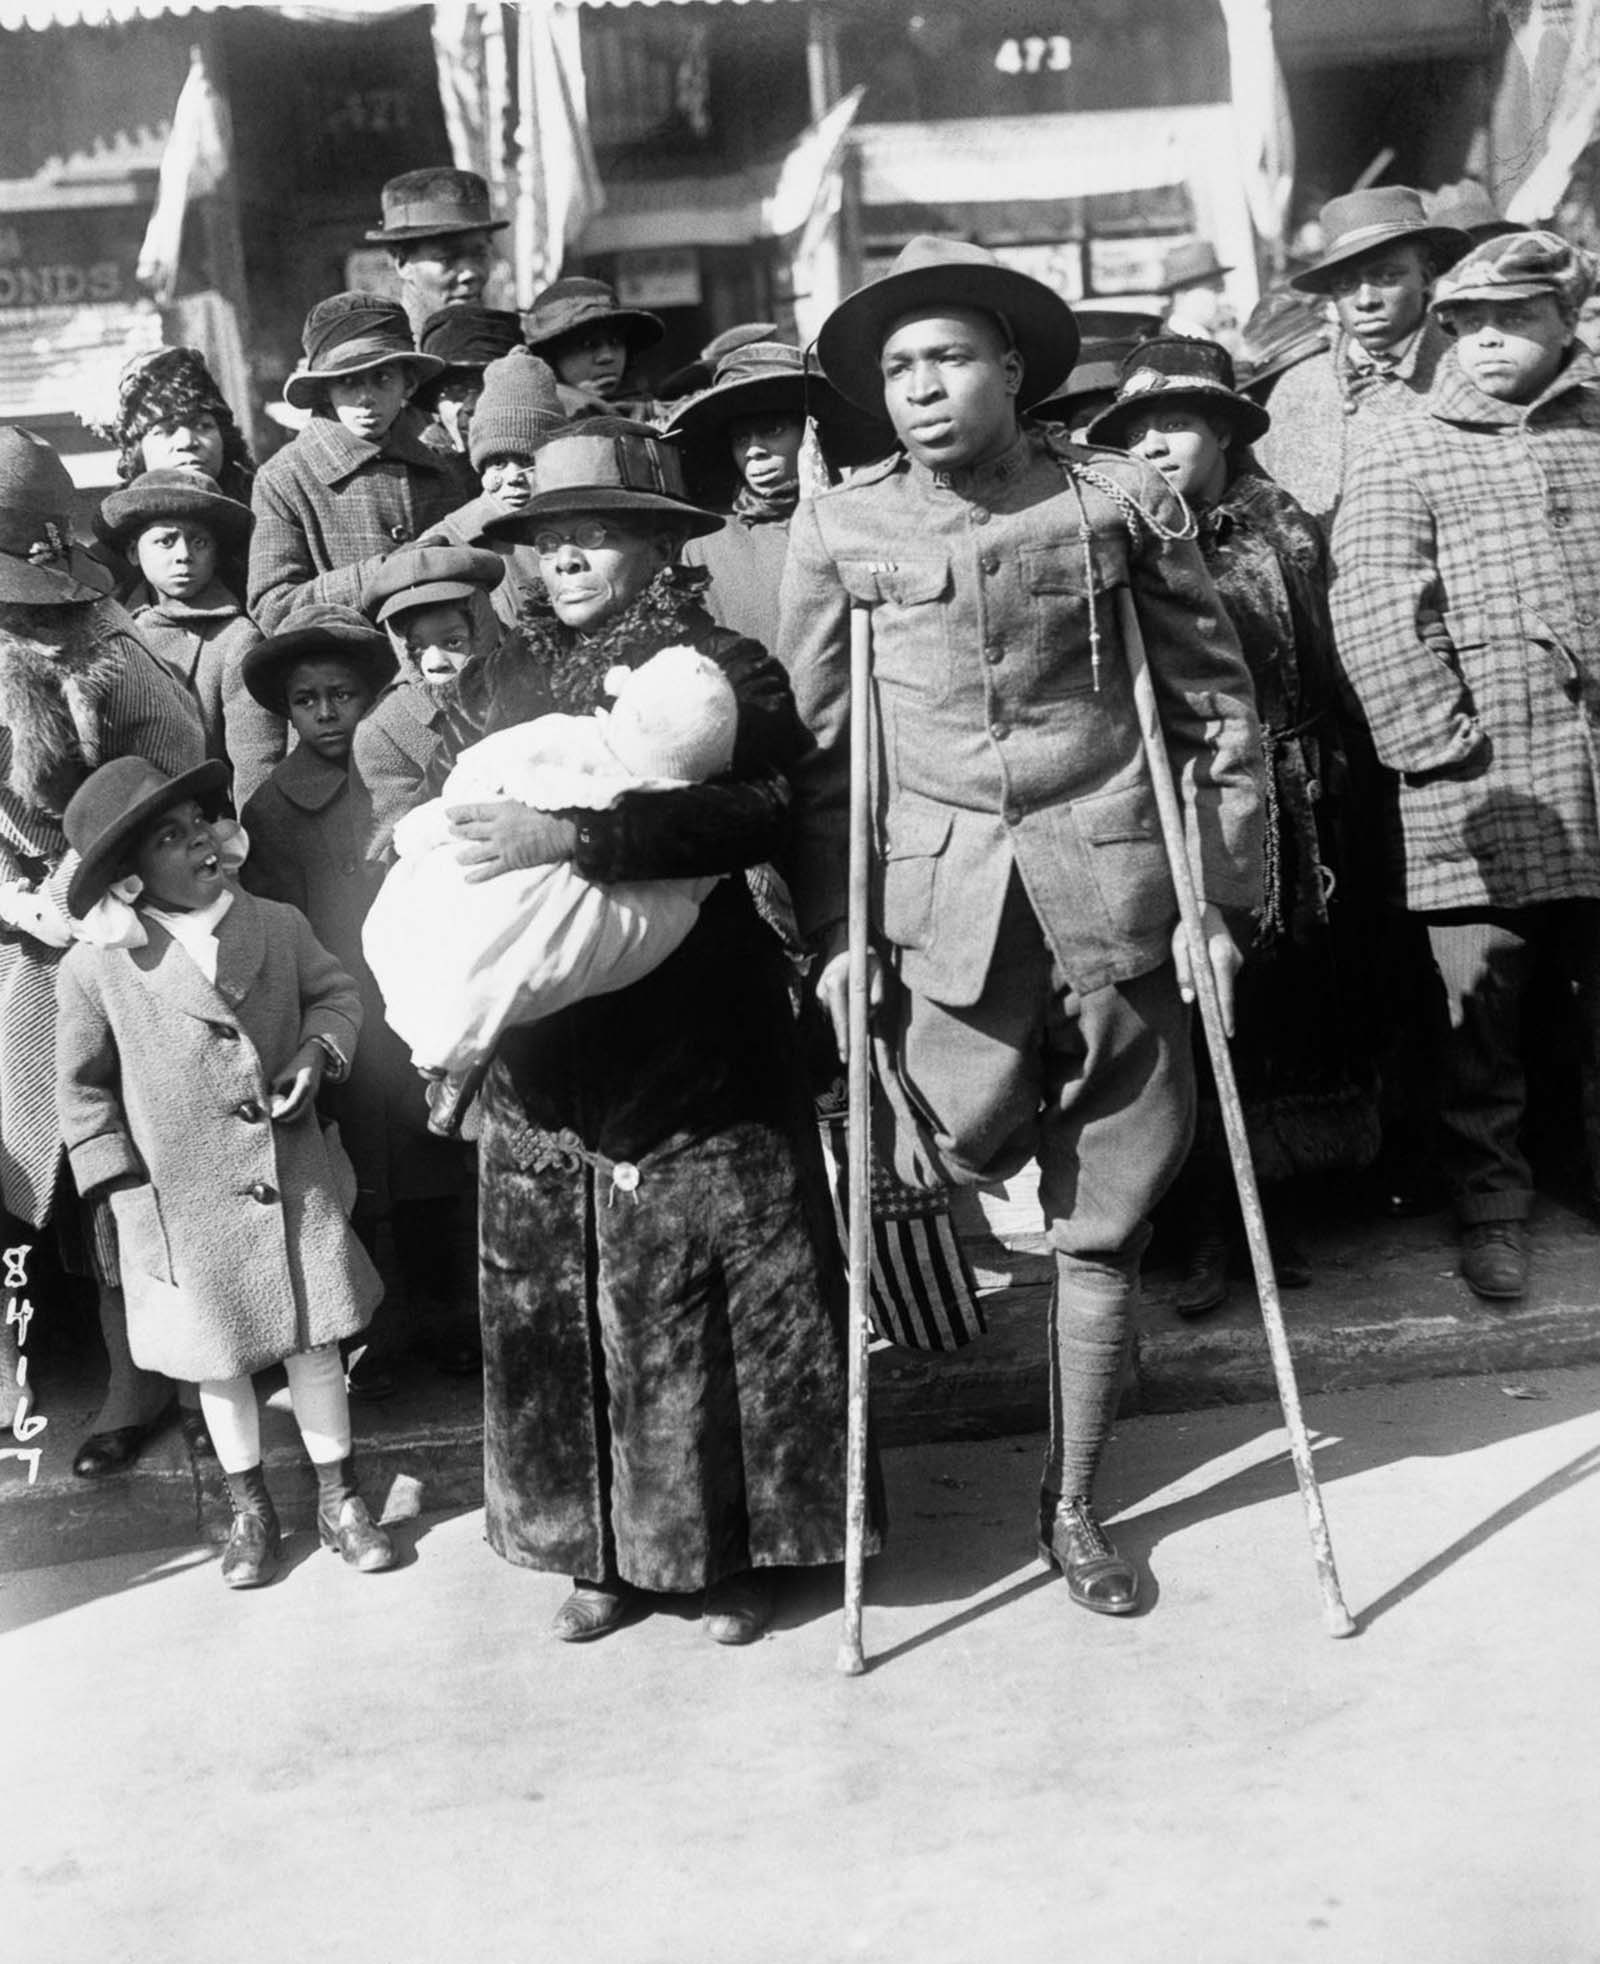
[{"x1": 600, "y1": 644, "x2": 738, "y2": 782}]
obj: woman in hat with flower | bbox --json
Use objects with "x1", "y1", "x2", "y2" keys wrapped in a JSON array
[
  {"x1": 95, "y1": 468, "x2": 273, "y2": 785},
  {"x1": 1088, "y1": 337, "x2": 1377, "y2": 1313},
  {"x1": 0, "y1": 427, "x2": 208, "y2": 1468},
  {"x1": 247, "y1": 292, "x2": 477, "y2": 634},
  {"x1": 428, "y1": 417, "x2": 876, "y2": 1646}
]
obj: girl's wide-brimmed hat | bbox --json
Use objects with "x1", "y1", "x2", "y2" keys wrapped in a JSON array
[
  {"x1": 240, "y1": 603, "x2": 398, "y2": 715},
  {"x1": 1289, "y1": 186, "x2": 1473, "y2": 294},
  {"x1": 480, "y1": 419, "x2": 723, "y2": 542},
  {"x1": 362, "y1": 542, "x2": 506, "y2": 625},
  {"x1": 664, "y1": 341, "x2": 883, "y2": 504},
  {"x1": 365, "y1": 167, "x2": 508, "y2": 244},
  {"x1": 817, "y1": 234, "x2": 1080, "y2": 415},
  {"x1": 0, "y1": 427, "x2": 116, "y2": 606},
  {"x1": 94, "y1": 468, "x2": 254, "y2": 553},
  {"x1": 283, "y1": 294, "x2": 444, "y2": 410},
  {"x1": 523, "y1": 277, "x2": 665, "y2": 360},
  {"x1": 63, "y1": 755, "x2": 232, "y2": 918},
  {"x1": 1085, "y1": 335, "x2": 1272, "y2": 448}
]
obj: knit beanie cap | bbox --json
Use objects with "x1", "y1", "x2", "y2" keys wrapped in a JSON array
[
  {"x1": 599, "y1": 645, "x2": 738, "y2": 784},
  {"x1": 469, "y1": 347, "x2": 567, "y2": 468}
]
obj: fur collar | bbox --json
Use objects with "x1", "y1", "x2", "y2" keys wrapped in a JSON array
[{"x1": 0, "y1": 601, "x2": 126, "y2": 816}]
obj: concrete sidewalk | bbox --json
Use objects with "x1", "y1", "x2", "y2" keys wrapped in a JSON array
[
  {"x1": 5, "y1": 1180, "x2": 1599, "y2": 1571},
  {"x1": 6, "y1": 1367, "x2": 1599, "y2": 1963}
]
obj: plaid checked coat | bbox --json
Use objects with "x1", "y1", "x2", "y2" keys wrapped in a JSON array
[
  {"x1": 247, "y1": 409, "x2": 476, "y2": 634},
  {"x1": 1330, "y1": 345, "x2": 1600, "y2": 913}
]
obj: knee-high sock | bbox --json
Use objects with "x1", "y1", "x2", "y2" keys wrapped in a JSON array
[
  {"x1": 1041, "y1": 1255, "x2": 1136, "y2": 1512},
  {"x1": 197, "y1": 1375, "x2": 261, "y2": 1475},
  {"x1": 284, "y1": 1342, "x2": 352, "y2": 1465}
]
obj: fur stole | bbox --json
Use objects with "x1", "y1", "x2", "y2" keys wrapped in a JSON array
[{"x1": 0, "y1": 602, "x2": 124, "y2": 815}]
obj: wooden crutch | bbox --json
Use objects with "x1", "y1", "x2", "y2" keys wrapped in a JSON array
[
  {"x1": 837, "y1": 603, "x2": 875, "y2": 1675},
  {"x1": 1115, "y1": 586, "x2": 1356, "y2": 1638}
]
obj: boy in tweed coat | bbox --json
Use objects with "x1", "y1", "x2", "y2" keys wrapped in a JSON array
[
  {"x1": 248, "y1": 294, "x2": 476, "y2": 634},
  {"x1": 1331, "y1": 232, "x2": 1600, "y2": 1301}
]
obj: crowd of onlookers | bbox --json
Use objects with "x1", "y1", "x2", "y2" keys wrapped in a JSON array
[{"x1": 1, "y1": 159, "x2": 1597, "y2": 1636}]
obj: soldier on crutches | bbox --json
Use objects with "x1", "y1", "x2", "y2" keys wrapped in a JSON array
[{"x1": 777, "y1": 237, "x2": 1354, "y2": 1664}]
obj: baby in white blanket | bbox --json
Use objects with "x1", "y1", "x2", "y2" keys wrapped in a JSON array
[{"x1": 363, "y1": 644, "x2": 738, "y2": 1121}]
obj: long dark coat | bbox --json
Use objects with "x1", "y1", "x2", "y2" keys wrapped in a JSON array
[
  {"x1": 54, "y1": 890, "x2": 381, "y2": 1379},
  {"x1": 439, "y1": 571, "x2": 876, "y2": 1592},
  {"x1": 1194, "y1": 467, "x2": 1378, "y2": 1180},
  {"x1": 241, "y1": 742, "x2": 466, "y2": 1218}
]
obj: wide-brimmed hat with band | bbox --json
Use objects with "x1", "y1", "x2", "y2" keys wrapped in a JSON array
[
  {"x1": 362, "y1": 543, "x2": 506, "y2": 625},
  {"x1": 1290, "y1": 186, "x2": 1473, "y2": 295},
  {"x1": 240, "y1": 604, "x2": 398, "y2": 716},
  {"x1": 664, "y1": 341, "x2": 880, "y2": 505},
  {"x1": 480, "y1": 420, "x2": 723, "y2": 542},
  {"x1": 523, "y1": 278, "x2": 665, "y2": 361},
  {"x1": 817, "y1": 234, "x2": 1080, "y2": 415},
  {"x1": 284, "y1": 294, "x2": 444, "y2": 411},
  {"x1": 366, "y1": 168, "x2": 508, "y2": 244},
  {"x1": 0, "y1": 427, "x2": 116, "y2": 606},
  {"x1": 63, "y1": 755, "x2": 233, "y2": 918},
  {"x1": 95, "y1": 468, "x2": 254, "y2": 554},
  {"x1": 1086, "y1": 336, "x2": 1271, "y2": 448}
]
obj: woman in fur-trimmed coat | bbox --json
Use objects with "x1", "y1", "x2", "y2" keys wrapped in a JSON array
[{"x1": 428, "y1": 420, "x2": 879, "y2": 1645}]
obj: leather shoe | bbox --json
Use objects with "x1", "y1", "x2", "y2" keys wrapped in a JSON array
[
  {"x1": 1039, "y1": 1498, "x2": 1140, "y2": 1615},
  {"x1": 176, "y1": 1407, "x2": 214, "y2": 1458},
  {"x1": 220, "y1": 1504, "x2": 281, "y2": 1589},
  {"x1": 703, "y1": 1570, "x2": 776, "y2": 1646},
  {"x1": 1460, "y1": 1222, "x2": 1529, "y2": 1301},
  {"x1": 551, "y1": 1581, "x2": 634, "y2": 1643},
  {"x1": 72, "y1": 1398, "x2": 178, "y2": 1479},
  {"x1": 1174, "y1": 1233, "x2": 1228, "y2": 1318},
  {"x1": 317, "y1": 1494, "x2": 398, "y2": 1572}
]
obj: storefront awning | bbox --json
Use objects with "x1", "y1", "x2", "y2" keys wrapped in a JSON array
[{"x1": 0, "y1": 0, "x2": 423, "y2": 30}]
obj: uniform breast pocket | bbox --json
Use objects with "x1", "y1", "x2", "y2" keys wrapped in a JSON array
[
  {"x1": 838, "y1": 556, "x2": 953, "y2": 701},
  {"x1": 1018, "y1": 541, "x2": 1120, "y2": 699},
  {"x1": 877, "y1": 797, "x2": 953, "y2": 951}
]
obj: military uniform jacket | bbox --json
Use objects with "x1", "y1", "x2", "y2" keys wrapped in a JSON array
[{"x1": 779, "y1": 426, "x2": 1264, "y2": 1007}]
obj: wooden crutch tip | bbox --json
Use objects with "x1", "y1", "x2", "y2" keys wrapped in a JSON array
[
  {"x1": 1323, "y1": 1605, "x2": 1358, "y2": 1639},
  {"x1": 836, "y1": 1644, "x2": 866, "y2": 1676}
]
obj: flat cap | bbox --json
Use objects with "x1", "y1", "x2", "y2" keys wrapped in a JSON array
[{"x1": 1432, "y1": 230, "x2": 1594, "y2": 314}]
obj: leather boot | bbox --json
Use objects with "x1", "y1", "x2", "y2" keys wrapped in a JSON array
[
  {"x1": 220, "y1": 1466, "x2": 281, "y2": 1589},
  {"x1": 551, "y1": 1579, "x2": 636, "y2": 1643},
  {"x1": 1039, "y1": 1496, "x2": 1139, "y2": 1616},
  {"x1": 314, "y1": 1457, "x2": 397, "y2": 1572},
  {"x1": 1460, "y1": 1222, "x2": 1529, "y2": 1301}
]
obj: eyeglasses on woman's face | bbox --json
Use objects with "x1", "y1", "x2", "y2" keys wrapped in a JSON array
[{"x1": 532, "y1": 519, "x2": 614, "y2": 557}]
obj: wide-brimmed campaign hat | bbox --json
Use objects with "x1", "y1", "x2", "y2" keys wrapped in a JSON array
[
  {"x1": 1431, "y1": 229, "x2": 1593, "y2": 315},
  {"x1": 0, "y1": 427, "x2": 116, "y2": 606},
  {"x1": 479, "y1": 420, "x2": 722, "y2": 542},
  {"x1": 1158, "y1": 240, "x2": 1233, "y2": 294},
  {"x1": 283, "y1": 294, "x2": 444, "y2": 410},
  {"x1": 1290, "y1": 186, "x2": 1472, "y2": 294},
  {"x1": 241, "y1": 604, "x2": 398, "y2": 715},
  {"x1": 95, "y1": 468, "x2": 254, "y2": 554},
  {"x1": 523, "y1": 278, "x2": 665, "y2": 360},
  {"x1": 1086, "y1": 336, "x2": 1271, "y2": 448},
  {"x1": 362, "y1": 543, "x2": 506, "y2": 625},
  {"x1": 365, "y1": 168, "x2": 508, "y2": 244},
  {"x1": 64, "y1": 755, "x2": 232, "y2": 918},
  {"x1": 817, "y1": 235, "x2": 1080, "y2": 414},
  {"x1": 664, "y1": 341, "x2": 870, "y2": 504}
]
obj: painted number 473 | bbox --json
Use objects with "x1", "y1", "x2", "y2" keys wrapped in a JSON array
[{"x1": 995, "y1": 36, "x2": 1072, "y2": 75}]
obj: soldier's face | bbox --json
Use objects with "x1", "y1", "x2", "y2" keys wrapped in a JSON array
[{"x1": 879, "y1": 309, "x2": 1022, "y2": 470}]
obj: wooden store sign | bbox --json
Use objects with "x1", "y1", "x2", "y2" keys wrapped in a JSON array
[{"x1": 0, "y1": 207, "x2": 144, "y2": 311}]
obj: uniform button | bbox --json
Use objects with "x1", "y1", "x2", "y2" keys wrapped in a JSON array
[
  {"x1": 1003, "y1": 805, "x2": 1021, "y2": 827},
  {"x1": 990, "y1": 720, "x2": 1010, "y2": 741},
  {"x1": 234, "y1": 1100, "x2": 265, "y2": 1123},
  {"x1": 972, "y1": 508, "x2": 991, "y2": 526},
  {"x1": 980, "y1": 553, "x2": 1000, "y2": 575},
  {"x1": 248, "y1": 1182, "x2": 278, "y2": 1205},
  {"x1": 389, "y1": 523, "x2": 411, "y2": 543},
  {"x1": 208, "y1": 1022, "x2": 239, "y2": 1041},
  {"x1": 986, "y1": 643, "x2": 1005, "y2": 664}
]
